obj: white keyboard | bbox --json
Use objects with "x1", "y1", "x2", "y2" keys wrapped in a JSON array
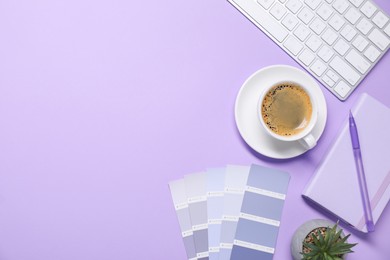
[{"x1": 229, "y1": 0, "x2": 390, "y2": 100}]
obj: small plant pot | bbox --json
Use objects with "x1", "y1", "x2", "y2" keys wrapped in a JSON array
[{"x1": 291, "y1": 219, "x2": 346, "y2": 260}]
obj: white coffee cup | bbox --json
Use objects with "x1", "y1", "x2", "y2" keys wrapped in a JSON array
[{"x1": 257, "y1": 80, "x2": 318, "y2": 150}]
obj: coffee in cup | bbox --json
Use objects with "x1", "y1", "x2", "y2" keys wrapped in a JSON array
[
  {"x1": 257, "y1": 79, "x2": 318, "y2": 150},
  {"x1": 261, "y1": 82, "x2": 313, "y2": 137}
]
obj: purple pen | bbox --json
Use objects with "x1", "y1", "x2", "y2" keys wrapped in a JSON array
[{"x1": 349, "y1": 111, "x2": 375, "y2": 232}]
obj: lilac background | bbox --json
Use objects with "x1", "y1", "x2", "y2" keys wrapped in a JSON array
[{"x1": 0, "y1": 0, "x2": 389, "y2": 259}]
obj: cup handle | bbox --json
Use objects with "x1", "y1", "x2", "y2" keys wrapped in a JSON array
[{"x1": 299, "y1": 134, "x2": 317, "y2": 150}]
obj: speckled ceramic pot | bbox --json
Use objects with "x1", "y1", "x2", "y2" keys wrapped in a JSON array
[{"x1": 291, "y1": 219, "x2": 346, "y2": 260}]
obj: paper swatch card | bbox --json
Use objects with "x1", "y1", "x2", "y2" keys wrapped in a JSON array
[
  {"x1": 206, "y1": 168, "x2": 226, "y2": 260},
  {"x1": 169, "y1": 179, "x2": 197, "y2": 260},
  {"x1": 219, "y1": 165, "x2": 250, "y2": 260},
  {"x1": 184, "y1": 172, "x2": 209, "y2": 260},
  {"x1": 230, "y1": 165, "x2": 290, "y2": 260}
]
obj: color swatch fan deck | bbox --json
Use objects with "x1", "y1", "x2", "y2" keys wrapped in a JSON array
[{"x1": 169, "y1": 164, "x2": 290, "y2": 260}]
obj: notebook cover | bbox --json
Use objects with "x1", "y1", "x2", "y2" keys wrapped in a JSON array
[{"x1": 303, "y1": 93, "x2": 390, "y2": 233}]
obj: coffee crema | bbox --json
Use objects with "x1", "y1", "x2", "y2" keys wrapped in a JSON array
[{"x1": 261, "y1": 82, "x2": 312, "y2": 137}]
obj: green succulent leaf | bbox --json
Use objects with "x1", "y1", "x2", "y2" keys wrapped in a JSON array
[
  {"x1": 311, "y1": 232, "x2": 320, "y2": 246},
  {"x1": 318, "y1": 229, "x2": 324, "y2": 245}
]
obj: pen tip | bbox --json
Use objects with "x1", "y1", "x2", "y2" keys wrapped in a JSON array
[
  {"x1": 367, "y1": 221, "x2": 375, "y2": 232},
  {"x1": 349, "y1": 110, "x2": 353, "y2": 118}
]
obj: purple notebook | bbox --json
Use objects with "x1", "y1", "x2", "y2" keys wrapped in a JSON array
[{"x1": 303, "y1": 93, "x2": 390, "y2": 233}]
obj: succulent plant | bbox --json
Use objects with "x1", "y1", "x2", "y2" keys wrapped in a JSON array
[{"x1": 301, "y1": 222, "x2": 357, "y2": 260}]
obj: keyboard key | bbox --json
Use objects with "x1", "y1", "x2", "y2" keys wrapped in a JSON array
[
  {"x1": 283, "y1": 36, "x2": 303, "y2": 55},
  {"x1": 270, "y1": 2, "x2": 287, "y2": 20},
  {"x1": 334, "y1": 81, "x2": 351, "y2": 98},
  {"x1": 282, "y1": 13, "x2": 299, "y2": 30},
  {"x1": 317, "y1": 3, "x2": 333, "y2": 20},
  {"x1": 384, "y1": 24, "x2": 390, "y2": 37},
  {"x1": 318, "y1": 45, "x2": 334, "y2": 62},
  {"x1": 356, "y1": 18, "x2": 373, "y2": 35},
  {"x1": 322, "y1": 75, "x2": 335, "y2": 87},
  {"x1": 326, "y1": 70, "x2": 340, "y2": 82},
  {"x1": 298, "y1": 7, "x2": 314, "y2": 24},
  {"x1": 326, "y1": 0, "x2": 333, "y2": 3},
  {"x1": 345, "y1": 49, "x2": 371, "y2": 74},
  {"x1": 373, "y1": 11, "x2": 389, "y2": 28},
  {"x1": 310, "y1": 60, "x2": 327, "y2": 76},
  {"x1": 286, "y1": 0, "x2": 302, "y2": 14},
  {"x1": 334, "y1": 39, "x2": 350, "y2": 55},
  {"x1": 299, "y1": 49, "x2": 316, "y2": 65},
  {"x1": 329, "y1": 14, "x2": 345, "y2": 31},
  {"x1": 305, "y1": 0, "x2": 321, "y2": 10},
  {"x1": 329, "y1": 56, "x2": 360, "y2": 85},
  {"x1": 345, "y1": 7, "x2": 361, "y2": 24},
  {"x1": 310, "y1": 18, "x2": 326, "y2": 34},
  {"x1": 322, "y1": 28, "x2": 338, "y2": 45},
  {"x1": 306, "y1": 35, "x2": 322, "y2": 51},
  {"x1": 352, "y1": 35, "x2": 369, "y2": 51},
  {"x1": 233, "y1": 0, "x2": 289, "y2": 42},
  {"x1": 257, "y1": 0, "x2": 275, "y2": 9},
  {"x1": 349, "y1": 0, "x2": 364, "y2": 8},
  {"x1": 368, "y1": 28, "x2": 390, "y2": 51},
  {"x1": 294, "y1": 24, "x2": 311, "y2": 41},
  {"x1": 333, "y1": 0, "x2": 349, "y2": 14},
  {"x1": 360, "y1": 1, "x2": 377, "y2": 18},
  {"x1": 340, "y1": 24, "x2": 357, "y2": 41},
  {"x1": 364, "y1": 45, "x2": 381, "y2": 62},
  {"x1": 279, "y1": 0, "x2": 287, "y2": 3}
]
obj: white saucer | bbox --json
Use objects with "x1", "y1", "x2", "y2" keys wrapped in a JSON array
[{"x1": 235, "y1": 65, "x2": 327, "y2": 159}]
